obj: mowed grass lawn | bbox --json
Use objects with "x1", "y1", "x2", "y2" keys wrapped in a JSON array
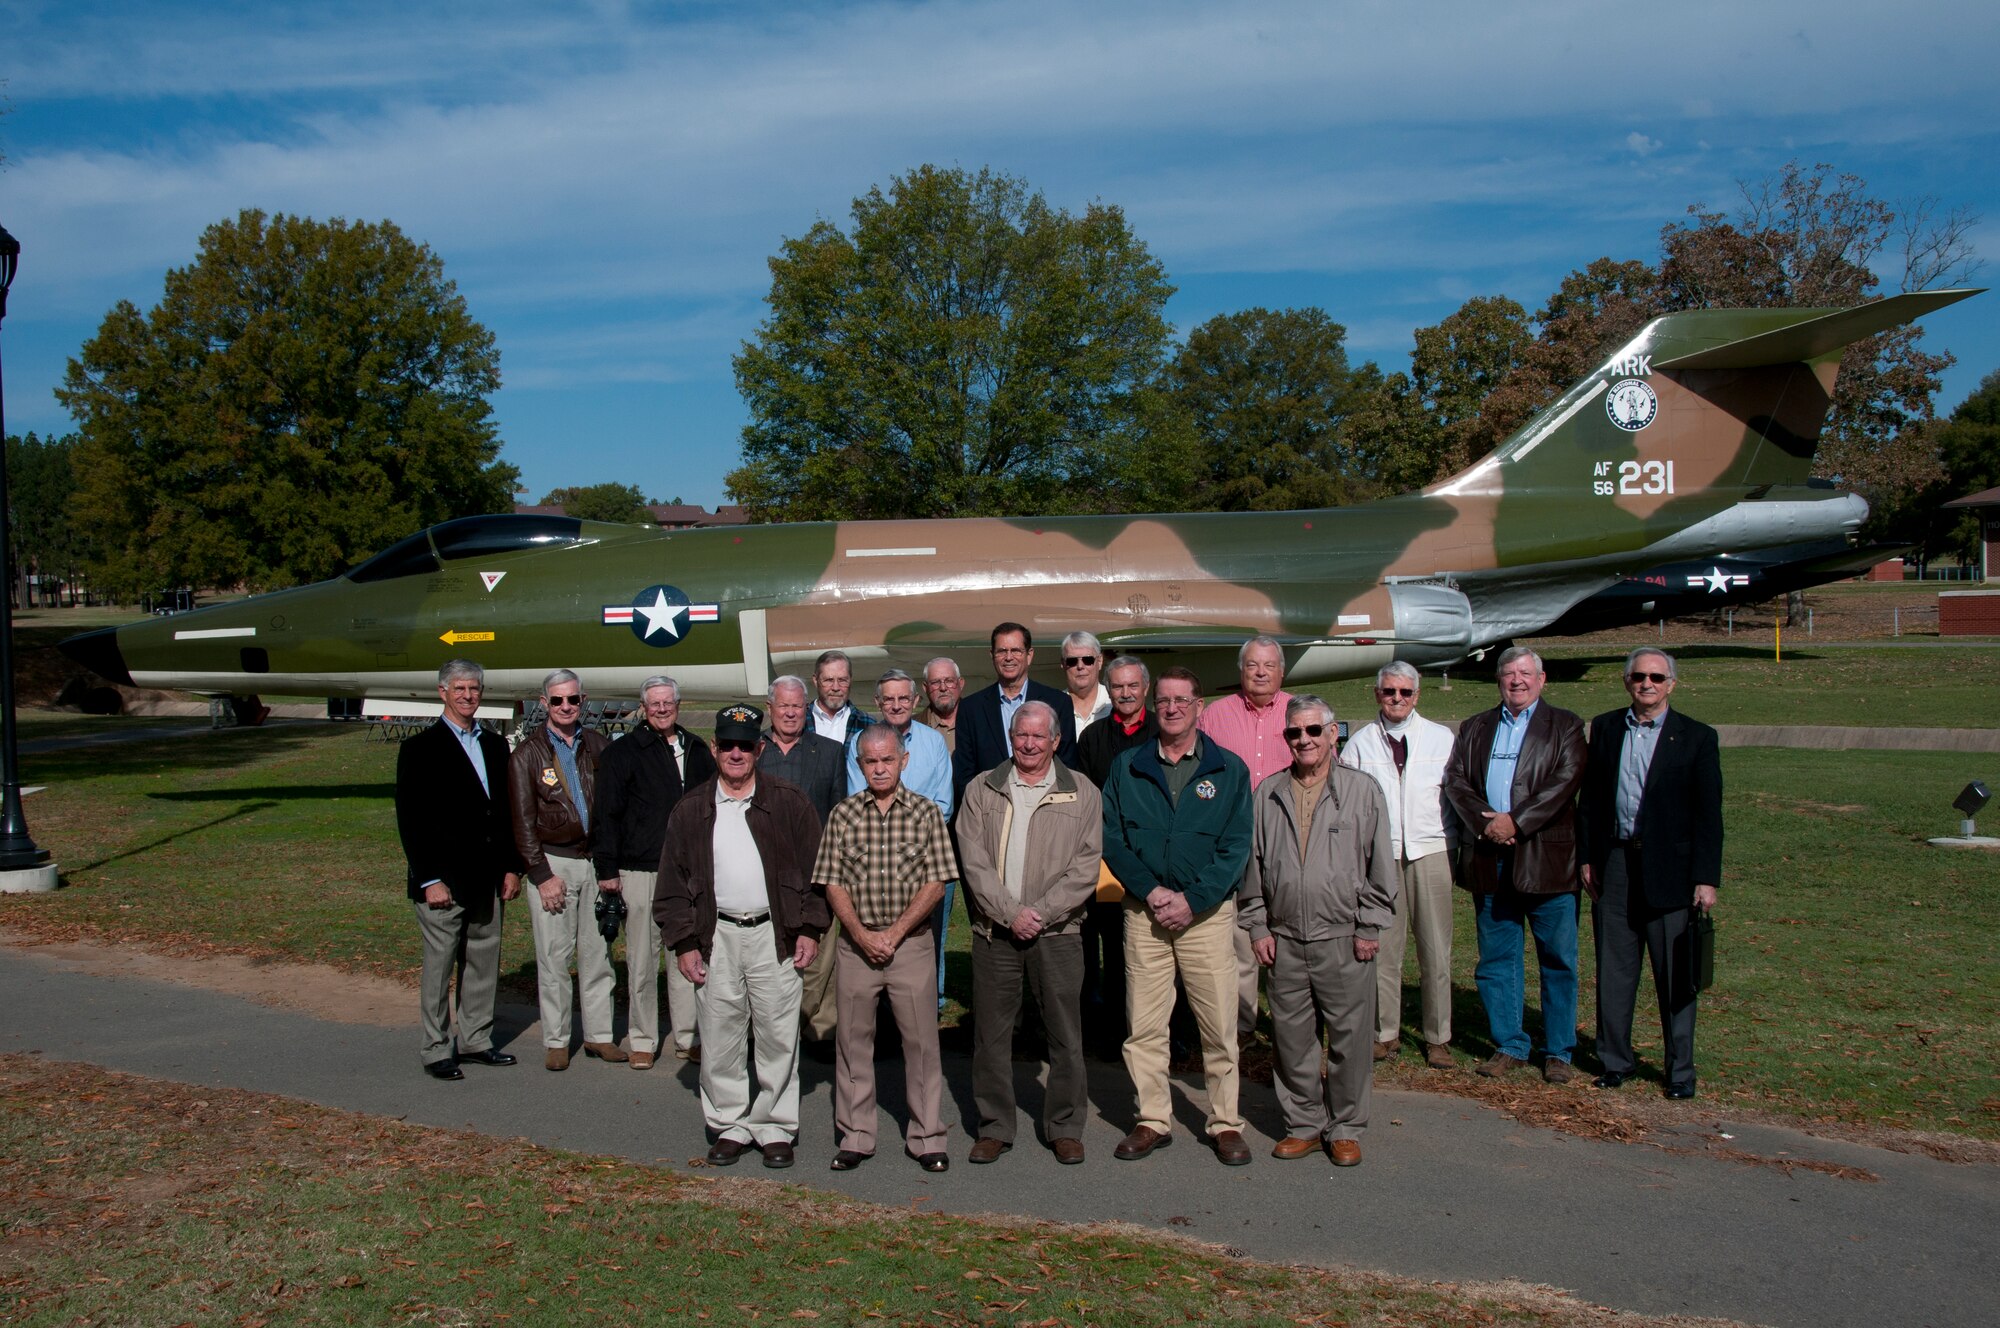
[{"x1": 5, "y1": 716, "x2": 1997, "y2": 1140}]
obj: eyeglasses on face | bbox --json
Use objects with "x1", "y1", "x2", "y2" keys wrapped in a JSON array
[
  {"x1": 715, "y1": 739, "x2": 758, "y2": 754},
  {"x1": 1376, "y1": 687, "x2": 1415, "y2": 699},
  {"x1": 1282, "y1": 724, "x2": 1326, "y2": 741},
  {"x1": 1062, "y1": 655, "x2": 1097, "y2": 667},
  {"x1": 1627, "y1": 672, "x2": 1671, "y2": 685},
  {"x1": 992, "y1": 647, "x2": 1027, "y2": 658},
  {"x1": 547, "y1": 695, "x2": 584, "y2": 708},
  {"x1": 1155, "y1": 696, "x2": 1197, "y2": 711}
]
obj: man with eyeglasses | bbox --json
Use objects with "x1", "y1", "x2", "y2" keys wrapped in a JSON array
[
  {"x1": 1578, "y1": 649, "x2": 1722, "y2": 1101},
  {"x1": 592, "y1": 675, "x2": 717, "y2": 1069},
  {"x1": 1058, "y1": 631, "x2": 1111, "y2": 736},
  {"x1": 1101, "y1": 666, "x2": 1255, "y2": 1166},
  {"x1": 920, "y1": 657, "x2": 963, "y2": 753},
  {"x1": 657, "y1": 704, "x2": 828, "y2": 1168},
  {"x1": 396, "y1": 659, "x2": 523, "y2": 1081},
  {"x1": 951, "y1": 623, "x2": 1077, "y2": 810},
  {"x1": 1340, "y1": 662, "x2": 1459, "y2": 1070},
  {"x1": 1443, "y1": 646, "x2": 1587, "y2": 1084},
  {"x1": 1073, "y1": 655, "x2": 1157, "y2": 1058},
  {"x1": 758, "y1": 674, "x2": 851, "y2": 1051},
  {"x1": 1198, "y1": 635, "x2": 1295, "y2": 1044},
  {"x1": 512, "y1": 670, "x2": 616, "y2": 1071},
  {"x1": 1240, "y1": 696, "x2": 1395, "y2": 1166}
]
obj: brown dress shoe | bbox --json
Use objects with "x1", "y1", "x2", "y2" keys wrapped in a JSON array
[
  {"x1": 1113, "y1": 1126, "x2": 1172, "y2": 1160},
  {"x1": 1051, "y1": 1138, "x2": 1085, "y2": 1165},
  {"x1": 1211, "y1": 1130, "x2": 1252, "y2": 1166},
  {"x1": 583, "y1": 1041, "x2": 629, "y2": 1063},
  {"x1": 545, "y1": 1047, "x2": 570, "y2": 1071},
  {"x1": 1543, "y1": 1058, "x2": 1576, "y2": 1085},
  {"x1": 706, "y1": 1138, "x2": 747, "y2": 1166},
  {"x1": 1271, "y1": 1135, "x2": 1321, "y2": 1160},
  {"x1": 630, "y1": 1050, "x2": 655, "y2": 1071},
  {"x1": 967, "y1": 1137, "x2": 1011, "y2": 1164},
  {"x1": 1475, "y1": 1051, "x2": 1525, "y2": 1078},
  {"x1": 1373, "y1": 1038, "x2": 1398, "y2": 1062},
  {"x1": 1329, "y1": 1139, "x2": 1362, "y2": 1167},
  {"x1": 761, "y1": 1141, "x2": 795, "y2": 1169},
  {"x1": 1424, "y1": 1042, "x2": 1454, "y2": 1070}
]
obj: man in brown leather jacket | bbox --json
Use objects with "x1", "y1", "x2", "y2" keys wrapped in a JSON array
[
  {"x1": 1442, "y1": 647, "x2": 1587, "y2": 1083},
  {"x1": 509, "y1": 669, "x2": 615, "y2": 1071}
]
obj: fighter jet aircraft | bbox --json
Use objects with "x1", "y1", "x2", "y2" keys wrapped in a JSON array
[{"x1": 60, "y1": 289, "x2": 1978, "y2": 708}]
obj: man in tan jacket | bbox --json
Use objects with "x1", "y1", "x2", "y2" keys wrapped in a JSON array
[{"x1": 956, "y1": 701, "x2": 1102, "y2": 1165}]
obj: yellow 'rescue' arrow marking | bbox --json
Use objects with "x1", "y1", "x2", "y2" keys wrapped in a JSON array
[{"x1": 439, "y1": 629, "x2": 496, "y2": 645}]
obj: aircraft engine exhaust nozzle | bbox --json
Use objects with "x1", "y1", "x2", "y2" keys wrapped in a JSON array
[{"x1": 58, "y1": 627, "x2": 133, "y2": 688}]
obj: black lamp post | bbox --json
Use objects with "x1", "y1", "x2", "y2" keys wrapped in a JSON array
[{"x1": 0, "y1": 221, "x2": 52, "y2": 873}]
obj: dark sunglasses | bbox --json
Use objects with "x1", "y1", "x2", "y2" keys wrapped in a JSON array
[
  {"x1": 1062, "y1": 655, "x2": 1097, "y2": 667},
  {"x1": 1376, "y1": 687, "x2": 1415, "y2": 698},
  {"x1": 547, "y1": 695, "x2": 584, "y2": 708},
  {"x1": 1627, "y1": 672, "x2": 1671, "y2": 685},
  {"x1": 715, "y1": 739, "x2": 759, "y2": 754},
  {"x1": 1282, "y1": 724, "x2": 1327, "y2": 741}
]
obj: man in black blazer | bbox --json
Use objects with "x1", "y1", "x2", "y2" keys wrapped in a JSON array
[
  {"x1": 950, "y1": 622, "x2": 1078, "y2": 806},
  {"x1": 395, "y1": 660, "x2": 523, "y2": 1081},
  {"x1": 1578, "y1": 648, "x2": 1723, "y2": 1100}
]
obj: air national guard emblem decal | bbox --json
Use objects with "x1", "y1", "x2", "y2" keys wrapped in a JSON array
[
  {"x1": 1605, "y1": 378, "x2": 1659, "y2": 432},
  {"x1": 1193, "y1": 778, "x2": 1218, "y2": 801},
  {"x1": 600, "y1": 584, "x2": 720, "y2": 647}
]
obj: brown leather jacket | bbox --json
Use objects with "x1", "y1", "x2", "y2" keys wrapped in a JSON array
[
  {"x1": 1442, "y1": 703, "x2": 1586, "y2": 895},
  {"x1": 509, "y1": 724, "x2": 611, "y2": 885},
  {"x1": 655, "y1": 774, "x2": 829, "y2": 965}
]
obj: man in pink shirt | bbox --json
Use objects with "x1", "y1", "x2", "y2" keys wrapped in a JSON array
[{"x1": 1197, "y1": 636, "x2": 1294, "y2": 1041}]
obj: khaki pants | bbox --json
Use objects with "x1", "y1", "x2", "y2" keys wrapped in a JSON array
[
  {"x1": 698, "y1": 917, "x2": 804, "y2": 1145},
  {"x1": 414, "y1": 893, "x2": 503, "y2": 1064},
  {"x1": 1270, "y1": 934, "x2": 1375, "y2": 1142},
  {"x1": 1123, "y1": 896, "x2": 1244, "y2": 1138},
  {"x1": 1376, "y1": 851, "x2": 1455, "y2": 1046},
  {"x1": 833, "y1": 932, "x2": 945, "y2": 1156},
  {"x1": 617, "y1": 869, "x2": 699, "y2": 1055},
  {"x1": 798, "y1": 918, "x2": 840, "y2": 1040},
  {"x1": 527, "y1": 854, "x2": 616, "y2": 1048}
]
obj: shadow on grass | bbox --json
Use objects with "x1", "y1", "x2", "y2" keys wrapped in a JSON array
[
  {"x1": 147, "y1": 784, "x2": 393, "y2": 802},
  {"x1": 25, "y1": 725, "x2": 345, "y2": 779},
  {"x1": 68, "y1": 801, "x2": 282, "y2": 872}
]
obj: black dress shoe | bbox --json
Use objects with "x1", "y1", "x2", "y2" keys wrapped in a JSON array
[
  {"x1": 909, "y1": 1150, "x2": 949, "y2": 1173},
  {"x1": 1665, "y1": 1083, "x2": 1697, "y2": 1100},
  {"x1": 1592, "y1": 1071, "x2": 1629, "y2": 1089},
  {"x1": 830, "y1": 1150, "x2": 870, "y2": 1171},
  {"x1": 707, "y1": 1138, "x2": 748, "y2": 1166},
  {"x1": 423, "y1": 1059, "x2": 463, "y2": 1081},
  {"x1": 761, "y1": 1141, "x2": 796, "y2": 1169},
  {"x1": 460, "y1": 1048, "x2": 517, "y2": 1067}
]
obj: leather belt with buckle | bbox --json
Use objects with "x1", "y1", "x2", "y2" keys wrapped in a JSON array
[{"x1": 718, "y1": 911, "x2": 771, "y2": 928}]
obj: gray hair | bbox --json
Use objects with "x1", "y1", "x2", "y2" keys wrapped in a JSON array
[
  {"x1": 541, "y1": 668, "x2": 581, "y2": 696},
  {"x1": 1624, "y1": 647, "x2": 1677, "y2": 681},
  {"x1": 767, "y1": 674, "x2": 808, "y2": 702},
  {"x1": 1061, "y1": 630, "x2": 1102, "y2": 657},
  {"x1": 1495, "y1": 645, "x2": 1545, "y2": 675},
  {"x1": 640, "y1": 675, "x2": 679, "y2": 702},
  {"x1": 923, "y1": 656, "x2": 961, "y2": 681},
  {"x1": 875, "y1": 668, "x2": 915, "y2": 698},
  {"x1": 1286, "y1": 694, "x2": 1334, "y2": 726},
  {"x1": 438, "y1": 659, "x2": 484, "y2": 687},
  {"x1": 1376, "y1": 661, "x2": 1421, "y2": 690},
  {"x1": 1238, "y1": 635, "x2": 1286, "y2": 670},
  {"x1": 1104, "y1": 654, "x2": 1150, "y2": 687},
  {"x1": 1010, "y1": 699, "x2": 1059, "y2": 737},
  {"x1": 854, "y1": 722, "x2": 903, "y2": 760}
]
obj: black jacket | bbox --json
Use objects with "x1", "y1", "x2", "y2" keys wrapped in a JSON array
[
  {"x1": 1577, "y1": 707, "x2": 1724, "y2": 910},
  {"x1": 656, "y1": 775, "x2": 830, "y2": 964},
  {"x1": 1073, "y1": 710, "x2": 1159, "y2": 789},
  {"x1": 951, "y1": 679, "x2": 1078, "y2": 807},
  {"x1": 590, "y1": 724, "x2": 717, "y2": 877},
  {"x1": 395, "y1": 719, "x2": 522, "y2": 906}
]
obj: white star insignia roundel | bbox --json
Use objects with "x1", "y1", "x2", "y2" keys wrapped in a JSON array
[
  {"x1": 1685, "y1": 567, "x2": 1750, "y2": 594},
  {"x1": 600, "y1": 585, "x2": 720, "y2": 647}
]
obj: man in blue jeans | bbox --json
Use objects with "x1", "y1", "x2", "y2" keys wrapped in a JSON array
[{"x1": 1442, "y1": 647, "x2": 1587, "y2": 1084}]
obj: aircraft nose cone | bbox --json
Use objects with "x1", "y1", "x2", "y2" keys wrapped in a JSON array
[{"x1": 58, "y1": 626, "x2": 133, "y2": 687}]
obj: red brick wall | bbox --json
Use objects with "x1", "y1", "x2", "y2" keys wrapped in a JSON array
[{"x1": 1940, "y1": 591, "x2": 2000, "y2": 635}]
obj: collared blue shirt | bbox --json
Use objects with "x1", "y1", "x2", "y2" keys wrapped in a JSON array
[
  {"x1": 442, "y1": 714, "x2": 489, "y2": 797},
  {"x1": 548, "y1": 724, "x2": 588, "y2": 834},
  {"x1": 1485, "y1": 701, "x2": 1538, "y2": 814},
  {"x1": 997, "y1": 681, "x2": 1029, "y2": 736},
  {"x1": 1616, "y1": 708, "x2": 1665, "y2": 839},
  {"x1": 846, "y1": 720, "x2": 954, "y2": 822}
]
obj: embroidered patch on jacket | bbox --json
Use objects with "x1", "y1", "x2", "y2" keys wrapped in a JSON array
[{"x1": 1194, "y1": 779, "x2": 1218, "y2": 800}]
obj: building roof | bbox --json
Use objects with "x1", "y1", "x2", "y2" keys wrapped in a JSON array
[{"x1": 1943, "y1": 485, "x2": 2000, "y2": 510}]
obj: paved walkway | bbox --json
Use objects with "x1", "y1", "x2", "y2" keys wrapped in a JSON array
[{"x1": 2, "y1": 945, "x2": 1991, "y2": 1328}]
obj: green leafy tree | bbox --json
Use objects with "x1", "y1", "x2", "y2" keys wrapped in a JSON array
[
  {"x1": 1171, "y1": 307, "x2": 1360, "y2": 510},
  {"x1": 728, "y1": 165, "x2": 1190, "y2": 520},
  {"x1": 5, "y1": 432, "x2": 86, "y2": 607},
  {"x1": 542, "y1": 482, "x2": 653, "y2": 524},
  {"x1": 1894, "y1": 369, "x2": 2000, "y2": 564},
  {"x1": 58, "y1": 209, "x2": 516, "y2": 597}
]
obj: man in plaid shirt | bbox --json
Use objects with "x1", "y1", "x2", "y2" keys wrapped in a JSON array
[{"x1": 814, "y1": 723, "x2": 962, "y2": 1173}]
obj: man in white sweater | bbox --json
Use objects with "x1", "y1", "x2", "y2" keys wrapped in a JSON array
[{"x1": 1339, "y1": 662, "x2": 1458, "y2": 1069}]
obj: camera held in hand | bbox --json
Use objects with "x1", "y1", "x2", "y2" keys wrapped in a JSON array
[{"x1": 595, "y1": 889, "x2": 627, "y2": 943}]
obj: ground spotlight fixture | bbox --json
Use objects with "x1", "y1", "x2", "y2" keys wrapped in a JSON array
[{"x1": 1953, "y1": 781, "x2": 1990, "y2": 837}]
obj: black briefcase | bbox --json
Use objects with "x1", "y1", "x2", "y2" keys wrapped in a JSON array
[{"x1": 1690, "y1": 908, "x2": 1716, "y2": 993}]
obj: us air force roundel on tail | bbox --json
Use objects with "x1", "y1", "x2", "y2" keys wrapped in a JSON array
[
  {"x1": 601, "y1": 584, "x2": 721, "y2": 646},
  {"x1": 1605, "y1": 378, "x2": 1659, "y2": 431}
]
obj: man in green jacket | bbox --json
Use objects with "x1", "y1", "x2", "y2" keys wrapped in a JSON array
[{"x1": 1100, "y1": 666, "x2": 1255, "y2": 1166}]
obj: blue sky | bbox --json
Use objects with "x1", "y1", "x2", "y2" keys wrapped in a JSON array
[{"x1": 2, "y1": 0, "x2": 1995, "y2": 509}]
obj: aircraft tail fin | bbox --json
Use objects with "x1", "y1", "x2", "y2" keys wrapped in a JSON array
[{"x1": 1652, "y1": 288, "x2": 1981, "y2": 370}]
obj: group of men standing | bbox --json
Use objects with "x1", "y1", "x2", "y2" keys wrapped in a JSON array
[{"x1": 394, "y1": 628, "x2": 1721, "y2": 1174}]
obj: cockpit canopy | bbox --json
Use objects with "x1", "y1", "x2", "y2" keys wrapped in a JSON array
[{"x1": 345, "y1": 515, "x2": 587, "y2": 583}]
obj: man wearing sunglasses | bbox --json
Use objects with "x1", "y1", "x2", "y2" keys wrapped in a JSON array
[
  {"x1": 1239, "y1": 696, "x2": 1396, "y2": 1166},
  {"x1": 511, "y1": 670, "x2": 616, "y2": 1071},
  {"x1": 1058, "y1": 631, "x2": 1111, "y2": 736},
  {"x1": 592, "y1": 676, "x2": 717, "y2": 1070},
  {"x1": 1340, "y1": 663, "x2": 1459, "y2": 1070},
  {"x1": 657, "y1": 704, "x2": 828, "y2": 1169},
  {"x1": 1443, "y1": 647, "x2": 1587, "y2": 1084},
  {"x1": 1577, "y1": 649, "x2": 1722, "y2": 1100}
]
